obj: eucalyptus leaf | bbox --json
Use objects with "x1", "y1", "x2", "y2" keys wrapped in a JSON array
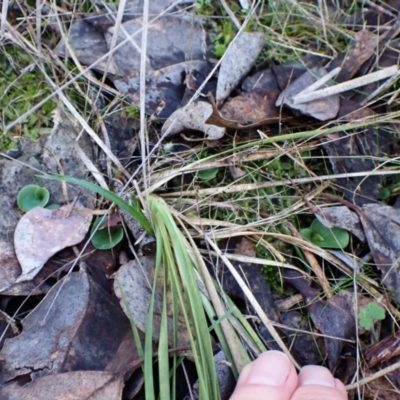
[
  {"x1": 300, "y1": 219, "x2": 349, "y2": 249},
  {"x1": 17, "y1": 184, "x2": 50, "y2": 212}
]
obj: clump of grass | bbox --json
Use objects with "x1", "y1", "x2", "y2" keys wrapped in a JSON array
[{"x1": 0, "y1": 45, "x2": 56, "y2": 150}]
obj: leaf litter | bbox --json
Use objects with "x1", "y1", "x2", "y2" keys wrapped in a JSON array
[{"x1": 2, "y1": 0, "x2": 400, "y2": 399}]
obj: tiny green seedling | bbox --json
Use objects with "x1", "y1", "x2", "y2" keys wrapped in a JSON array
[
  {"x1": 358, "y1": 302, "x2": 386, "y2": 330},
  {"x1": 91, "y1": 216, "x2": 124, "y2": 250},
  {"x1": 197, "y1": 168, "x2": 219, "y2": 181},
  {"x1": 300, "y1": 219, "x2": 349, "y2": 249},
  {"x1": 17, "y1": 184, "x2": 50, "y2": 212}
]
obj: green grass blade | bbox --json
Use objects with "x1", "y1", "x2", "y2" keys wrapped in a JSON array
[{"x1": 40, "y1": 174, "x2": 153, "y2": 234}]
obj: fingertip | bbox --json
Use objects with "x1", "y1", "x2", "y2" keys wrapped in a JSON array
[
  {"x1": 230, "y1": 351, "x2": 298, "y2": 400},
  {"x1": 334, "y1": 378, "x2": 348, "y2": 397}
]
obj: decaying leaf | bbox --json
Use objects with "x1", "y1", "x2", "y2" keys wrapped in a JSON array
[
  {"x1": 0, "y1": 371, "x2": 123, "y2": 400},
  {"x1": 14, "y1": 202, "x2": 92, "y2": 282},
  {"x1": 316, "y1": 206, "x2": 365, "y2": 242},
  {"x1": 162, "y1": 101, "x2": 226, "y2": 140},
  {"x1": 322, "y1": 127, "x2": 398, "y2": 205},
  {"x1": 216, "y1": 32, "x2": 265, "y2": 104},
  {"x1": 55, "y1": 20, "x2": 117, "y2": 74},
  {"x1": 113, "y1": 256, "x2": 192, "y2": 348},
  {"x1": 107, "y1": 13, "x2": 210, "y2": 78},
  {"x1": 0, "y1": 114, "x2": 95, "y2": 294},
  {"x1": 330, "y1": 30, "x2": 378, "y2": 85},
  {"x1": 358, "y1": 204, "x2": 400, "y2": 305},
  {"x1": 208, "y1": 237, "x2": 281, "y2": 349},
  {"x1": 275, "y1": 66, "x2": 340, "y2": 121},
  {"x1": 280, "y1": 311, "x2": 324, "y2": 366},
  {"x1": 284, "y1": 269, "x2": 355, "y2": 370},
  {"x1": 0, "y1": 269, "x2": 133, "y2": 383},
  {"x1": 117, "y1": 60, "x2": 213, "y2": 118}
]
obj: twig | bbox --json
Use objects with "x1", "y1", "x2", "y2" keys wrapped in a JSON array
[
  {"x1": 294, "y1": 67, "x2": 341, "y2": 97},
  {"x1": 293, "y1": 66, "x2": 398, "y2": 104},
  {"x1": 346, "y1": 359, "x2": 400, "y2": 390}
]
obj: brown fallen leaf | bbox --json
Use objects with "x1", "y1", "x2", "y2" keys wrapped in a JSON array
[
  {"x1": 161, "y1": 101, "x2": 226, "y2": 140},
  {"x1": 0, "y1": 269, "x2": 133, "y2": 383},
  {"x1": 284, "y1": 269, "x2": 355, "y2": 370},
  {"x1": 14, "y1": 202, "x2": 92, "y2": 282},
  {"x1": 207, "y1": 94, "x2": 290, "y2": 130},
  {"x1": 329, "y1": 30, "x2": 378, "y2": 85},
  {"x1": 0, "y1": 371, "x2": 123, "y2": 400}
]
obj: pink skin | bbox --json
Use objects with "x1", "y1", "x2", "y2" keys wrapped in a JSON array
[{"x1": 230, "y1": 351, "x2": 348, "y2": 400}]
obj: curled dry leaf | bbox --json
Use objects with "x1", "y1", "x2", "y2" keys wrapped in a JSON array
[
  {"x1": 14, "y1": 202, "x2": 92, "y2": 282},
  {"x1": 162, "y1": 101, "x2": 226, "y2": 140}
]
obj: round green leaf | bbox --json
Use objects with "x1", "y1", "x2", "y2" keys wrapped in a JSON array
[
  {"x1": 379, "y1": 188, "x2": 390, "y2": 200},
  {"x1": 197, "y1": 168, "x2": 218, "y2": 181},
  {"x1": 311, "y1": 232, "x2": 325, "y2": 242},
  {"x1": 91, "y1": 217, "x2": 124, "y2": 250},
  {"x1": 299, "y1": 228, "x2": 314, "y2": 243},
  {"x1": 301, "y1": 219, "x2": 349, "y2": 249},
  {"x1": 17, "y1": 184, "x2": 50, "y2": 212}
]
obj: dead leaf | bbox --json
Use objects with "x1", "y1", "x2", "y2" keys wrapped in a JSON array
[
  {"x1": 0, "y1": 269, "x2": 133, "y2": 383},
  {"x1": 275, "y1": 66, "x2": 340, "y2": 121},
  {"x1": 284, "y1": 269, "x2": 355, "y2": 370},
  {"x1": 113, "y1": 256, "x2": 192, "y2": 348},
  {"x1": 358, "y1": 204, "x2": 400, "y2": 305},
  {"x1": 55, "y1": 20, "x2": 117, "y2": 74},
  {"x1": 162, "y1": 101, "x2": 226, "y2": 140},
  {"x1": 206, "y1": 93, "x2": 290, "y2": 130},
  {"x1": 216, "y1": 32, "x2": 265, "y2": 104},
  {"x1": 322, "y1": 128, "x2": 398, "y2": 205},
  {"x1": 316, "y1": 206, "x2": 365, "y2": 241},
  {"x1": 280, "y1": 310, "x2": 324, "y2": 366},
  {"x1": 107, "y1": 13, "x2": 210, "y2": 78},
  {"x1": 330, "y1": 30, "x2": 378, "y2": 84},
  {"x1": 218, "y1": 89, "x2": 284, "y2": 126},
  {"x1": 0, "y1": 241, "x2": 53, "y2": 295},
  {"x1": 14, "y1": 202, "x2": 92, "y2": 282},
  {"x1": 0, "y1": 371, "x2": 123, "y2": 400},
  {"x1": 116, "y1": 60, "x2": 213, "y2": 118},
  {"x1": 209, "y1": 237, "x2": 281, "y2": 349}
]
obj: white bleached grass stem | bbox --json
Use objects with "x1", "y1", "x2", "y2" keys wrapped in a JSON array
[
  {"x1": 293, "y1": 65, "x2": 398, "y2": 104},
  {"x1": 295, "y1": 67, "x2": 341, "y2": 97}
]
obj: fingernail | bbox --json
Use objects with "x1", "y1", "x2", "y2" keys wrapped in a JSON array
[
  {"x1": 298, "y1": 365, "x2": 336, "y2": 388},
  {"x1": 246, "y1": 351, "x2": 292, "y2": 386}
]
